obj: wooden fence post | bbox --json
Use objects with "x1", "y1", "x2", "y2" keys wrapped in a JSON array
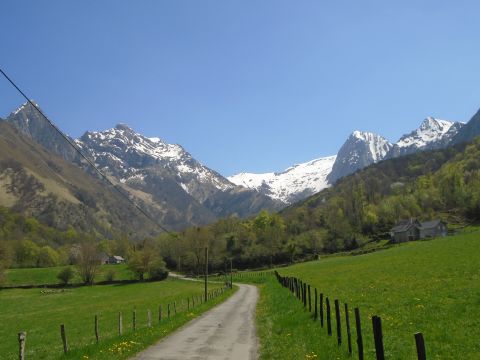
[
  {"x1": 415, "y1": 333, "x2": 426, "y2": 360},
  {"x1": 147, "y1": 309, "x2": 152, "y2": 327},
  {"x1": 314, "y1": 288, "x2": 318, "y2": 320},
  {"x1": 326, "y1": 297, "x2": 332, "y2": 336},
  {"x1": 320, "y1": 293, "x2": 324, "y2": 327},
  {"x1": 303, "y1": 284, "x2": 307, "y2": 308},
  {"x1": 18, "y1": 331, "x2": 26, "y2": 360},
  {"x1": 60, "y1": 324, "x2": 68, "y2": 354},
  {"x1": 372, "y1": 316, "x2": 385, "y2": 360},
  {"x1": 119, "y1": 312, "x2": 123, "y2": 335},
  {"x1": 133, "y1": 309, "x2": 137, "y2": 331},
  {"x1": 308, "y1": 285, "x2": 312, "y2": 312},
  {"x1": 345, "y1": 303, "x2": 352, "y2": 355},
  {"x1": 174, "y1": 302, "x2": 177, "y2": 315},
  {"x1": 168, "y1": 304, "x2": 171, "y2": 318},
  {"x1": 354, "y1": 308, "x2": 363, "y2": 360},
  {"x1": 335, "y1": 299, "x2": 342, "y2": 346},
  {"x1": 159, "y1": 305, "x2": 162, "y2": 322},
  {"x1": 95, "y1": 314, "x2": 99, "y2": 343}
]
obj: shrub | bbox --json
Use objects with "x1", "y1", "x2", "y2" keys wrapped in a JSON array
[
  {"x1": 37, "y1": 246, "x2": 59, "y2": 267},
  {"x1": 57, "y1": 267, "x2": 74, "y2": 286},
  {"x1": 105, "y1": 268, "x2": 116, "y2": 282},
  {"x1": 149, "y1": 258, "x2": 169, "y2": 281}
]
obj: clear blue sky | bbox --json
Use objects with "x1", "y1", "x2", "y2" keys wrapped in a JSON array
[{"x1": 1, "y1": 0, "x2": 480, "y2": 176}]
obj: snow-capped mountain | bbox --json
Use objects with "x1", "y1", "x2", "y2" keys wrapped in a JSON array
[
  {"x1": 387, "y1": 117, "x2": 465, "y2": 158},
  {"x1": 5, "y1": 104, "x2": 281, "y2": 230},
  {"x1": 327, "y1": 131, "x2": 392, "y2": 184},
  {"x1": 228, "y1": 156, "x2": 336, "y2": 204},
  {"x1": 76, "y1": 124, "x2": 235, "y2": 203},
  {"x1": 4, "y1": 101, "x2": 475, "y2": 222}
]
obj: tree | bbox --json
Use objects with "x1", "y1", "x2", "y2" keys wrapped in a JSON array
[
  {"x1": 127, "y1": 249, "x2": 154, "y2": 280},
  {"x1": 0, "y1": 241, "x2": 11, "y2": 284},
  {"x1": 14, "y1": 240, "x2": 40, "y2": 267},
  {"x1": 37, "y1": 246, "x2": 59, "y2": 267},
  {"x1": 76, "y1": 242, "x2": 101, "y2": 284},
  {"x1": 149, "y1": 258, "x2": 169, "y2": 280},
  {"x1": 57, "y1": 267, "x2": 74, "y2": 286}
]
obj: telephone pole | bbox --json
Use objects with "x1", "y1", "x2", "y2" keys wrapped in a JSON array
[
  {"x1": 204, "y1": 247, "x2": 208, "y2": 302},
  {"x1": 230, "y1": 258, "x2": 233, "y2": 288}
]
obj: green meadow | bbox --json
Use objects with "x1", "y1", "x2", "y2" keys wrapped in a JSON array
[
  {"x1": 0, "y1": 278, "x2": 231, "y2": 359},
  {"x1": 255, "y1": 231, "x2": 480, "y2": 359}
]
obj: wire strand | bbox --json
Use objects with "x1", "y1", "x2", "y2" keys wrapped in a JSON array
[{"x1": 0, "y1": 67, "x2": 171, "y2": 234}]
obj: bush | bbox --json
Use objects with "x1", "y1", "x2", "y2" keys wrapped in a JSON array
[
  {"x1": 105, "y1": 268, "x2": 116, "y2": 282},
  {"x1": 149, "y1": 258, "x2": 169, "y2": 281},
  {"x1": 57, "y1": 267, "x2": 75, "y2": 286},
  {"x1": 37, "y1": 246, "x2": 59, "y2": 267}
]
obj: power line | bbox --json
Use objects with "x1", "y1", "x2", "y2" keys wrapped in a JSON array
[{"x1": 0, "y1": 67, "x2": 171, "y2": 234}]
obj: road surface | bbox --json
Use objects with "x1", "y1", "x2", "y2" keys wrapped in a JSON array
[{"x1": 132, "y1": 283, "x2": 259, "y2": 360}]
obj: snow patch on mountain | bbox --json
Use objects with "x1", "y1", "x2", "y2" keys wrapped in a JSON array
[
  {"x1": 396, "y1": 117, "x2": 456, "y2": 149},
  {"x1": 228, "y1": 155, "x2": 336, "y2": 204},
  {"x1": 352, "y1": 131, "x2": 392, "y2": 162},
  {"x1": 77, "y1": 124, "x2": 235, "y2": 194}
]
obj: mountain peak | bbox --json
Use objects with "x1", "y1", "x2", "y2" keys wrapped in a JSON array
[
  {"x1": 396, "y1": 117, "x2": 456, "y2": 149},
  {"x1": 115, "y1": 123, "x2": 133, "y2": 132},
  {"x1": 10, "y1": 100, "x2": 40, "y2": 116},
  {"x1": 419, "y1": 117, "x2": 453, "y2": 131},
  {"x1": 327, "y1": 131, "x2": 392, "y2": 184}
]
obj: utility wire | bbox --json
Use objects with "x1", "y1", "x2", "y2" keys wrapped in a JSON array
[{"x1": 0, "y1": 67, "x2": 171, "y2": 234}]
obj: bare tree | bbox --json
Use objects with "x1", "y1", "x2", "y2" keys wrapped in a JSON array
[{"x1": 76, "y1": 242, "x2": 101, "y2": 285}]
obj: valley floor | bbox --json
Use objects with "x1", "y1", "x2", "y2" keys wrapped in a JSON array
[{"x1": 0, "y1": 277, "x2": 232, "y2": 359}]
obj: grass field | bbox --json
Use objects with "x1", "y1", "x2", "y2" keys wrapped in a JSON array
[
  {"x1": 4, "y1": 264, "x2": 133, "y2": 286},
  {"x1": 0, "y1": 278, "x2": 232, "y2": 359},
  {"x1": 259, "y1": 231, "x2": 480, "y2": 359}
]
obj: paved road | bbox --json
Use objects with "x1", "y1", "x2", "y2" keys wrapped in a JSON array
[{"x1": 132, "y1": 284, "x2": 259, "y2": 360}]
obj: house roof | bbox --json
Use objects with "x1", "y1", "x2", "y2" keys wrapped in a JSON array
[
  {"x1": 391, "y1": 223, "x2": 416, "y2": 233},
  {"x1": 110, "y1": 255, "x2": 125, "y2": 261},
  {"x1": 391, "y1": 219, "x2": 421, "y2": 233},
  {"x1": 419, "y1": 219, "x2": 444, "y2": 230},
  {"x1": 391, "y1": 218, "x2": 445, "y2": 233}
]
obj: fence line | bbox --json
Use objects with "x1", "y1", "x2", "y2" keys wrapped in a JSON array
[
  {"x1": 15, "y1": 284, "x2": 231, "y2": 358},
  {"x1": 274, "y1": 271, "x2": 427, "y2": 359}
]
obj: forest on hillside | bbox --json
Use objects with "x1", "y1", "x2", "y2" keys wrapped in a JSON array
[
  {"x1": 2, "y1": 138, "x2": 480, "y2": 276},
  {"x1": 158, "y1": 137, "x2": 480, "y2": 272}
]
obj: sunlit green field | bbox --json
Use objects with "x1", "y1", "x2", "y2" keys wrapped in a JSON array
[
  {"x1": 4, "y1": 264, "x2": 133, "y2": 287},
  {"x1": 0, "y1": 278, "x2": 231, "y2": 359},
  {"x1": 257, "y1": 231, "x2": 480, "y2": 359}
]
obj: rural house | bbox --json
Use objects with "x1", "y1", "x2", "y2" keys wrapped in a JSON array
[
  {"x1": 419, "y1": 219, "x2": 448, "y2": 239},
  {"x1": 108, "y1": 255, "x2": 125, "y2": 264},
  {"x1": 390, "y1": 219, "x2": 422, "y2": 243},
  {"x1": 390, "y1": 218, "x2": 447, "y2": 243}
]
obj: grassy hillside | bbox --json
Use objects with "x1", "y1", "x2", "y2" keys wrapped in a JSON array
[
  {"x1": 259, "y1": 231, "x2": 480, "y2": 359},
  {"x1": 0, "y1": 278, "x2": 231, "y2": 359}
]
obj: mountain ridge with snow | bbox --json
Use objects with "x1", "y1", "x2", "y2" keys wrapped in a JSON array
[{"x1": 228, "y1": 155, "x2": 336, "y2": 204}]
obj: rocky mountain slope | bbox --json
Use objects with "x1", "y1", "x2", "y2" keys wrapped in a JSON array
[
  {"x1": 0, "y1": 121, "x2": 158, "y2": 238},
  {"x1": 451, "y1": 108, "x2": 480, "y2": 145},
  {"x1": 326, "y1": 131, "x2": 392, "y2": 184},
  {"x1": 4, "y1": 102, "x2": 281, "y2": 230}
]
